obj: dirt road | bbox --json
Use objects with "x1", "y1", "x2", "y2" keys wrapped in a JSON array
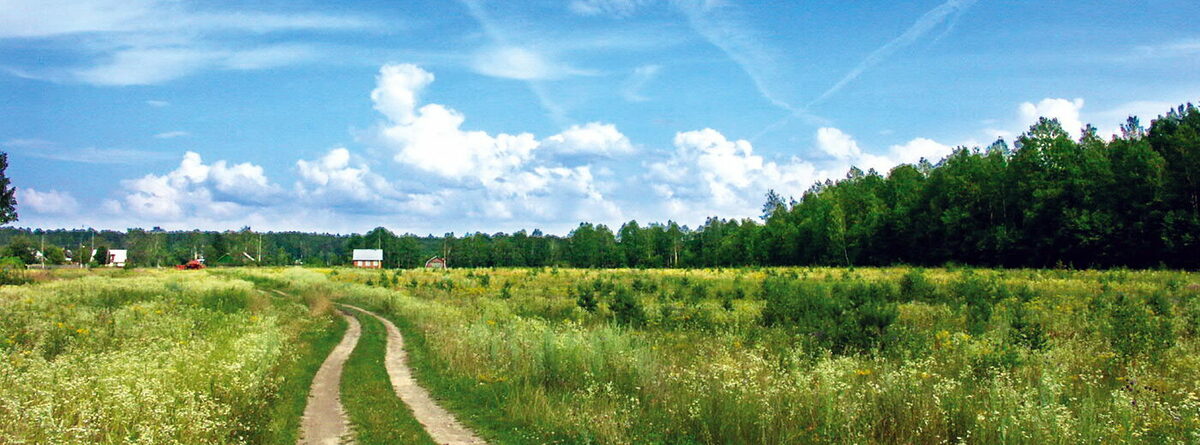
[{"x1": 341, "y1": 304, "x2": 487, "y2": 445}]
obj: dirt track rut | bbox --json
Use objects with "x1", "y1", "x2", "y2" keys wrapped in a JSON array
[{"x1": 298, "y1": 309, "x2": 361, "y2": 445}]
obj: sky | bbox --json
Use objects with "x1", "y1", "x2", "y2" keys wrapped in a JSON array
[{"x1": 2, "y1": 0, "x2": 1198, "y2": 235}]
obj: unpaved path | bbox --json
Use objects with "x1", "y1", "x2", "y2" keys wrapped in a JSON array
[
  {"x1": 340, "y1": 304, "x2": 487, "y2": 445},
  {"x1": 298, "y1": 309, "x2": 361, "y2": 445}
]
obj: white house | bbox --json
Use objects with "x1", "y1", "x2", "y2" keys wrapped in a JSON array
[
  {"x1": 108, "y1": 249, "x2": 128, "y2": 267},
  {"x1": 352, "y1": 249, "x2": 383, "y2": 269}
]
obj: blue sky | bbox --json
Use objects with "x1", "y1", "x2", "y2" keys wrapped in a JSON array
[{"x1": 3, "y1": 0, "x2": 1198, "y2": 235}]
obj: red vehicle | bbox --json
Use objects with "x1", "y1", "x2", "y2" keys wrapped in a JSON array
[{"x1": 175, "y1": 260, "x2": 206, "y2": 270}]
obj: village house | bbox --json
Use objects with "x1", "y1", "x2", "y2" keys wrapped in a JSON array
[
  {"x1": 107, "y1": 249, "x2": 127, "y2": 267},
  {"x1": 425, "y1": 257, "x2": 447, "y2": 268},
  {"x1": 352, "y1": 249, "x2": 383, "y2": 268}
]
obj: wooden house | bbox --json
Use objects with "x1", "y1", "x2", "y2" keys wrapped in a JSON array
[{"x1": 353, "y1": 249, "x2": 383, "y2": 268}]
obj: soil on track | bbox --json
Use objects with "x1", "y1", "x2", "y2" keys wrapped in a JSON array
[
  {"x1": 341, "y1": 304, "x2": 487, "y2": 445},
  {"x1": 298, "y1": 309, "x2": 361, "y2": 445}
]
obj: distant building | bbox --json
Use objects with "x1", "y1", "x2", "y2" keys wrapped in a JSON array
[
  {"x1": 108, "y1": 249, "x2": 128, "y2": 267},
  {"x1": 424, "y1": 257, "x2": 447, "y2": 268},
  {"x1": 353, "y1": 249, "x2": 383, "y2": 268}
]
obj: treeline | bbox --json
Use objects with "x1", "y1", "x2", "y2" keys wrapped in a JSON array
[
  {"x1": 439, "y1": 103, "x2": 1200, "y2": 269},
  {"x1": 5, "y1": 103, "x2": 1199, "y2": 269},
  {"x1": 0, "y1": 228, "x2": 354, "y2": 267}
]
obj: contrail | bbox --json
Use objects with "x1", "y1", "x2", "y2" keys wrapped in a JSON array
[
  {"x1": 808, "y1": 0, "x2": 980, "y2": 108},
  {"x1": 459, "y1": 0, "x2": 572, "y2": 127}
]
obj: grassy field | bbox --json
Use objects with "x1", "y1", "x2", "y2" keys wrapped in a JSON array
[
  {"x1": 325, "y1": 266, "x2": 1200, "y2": 444},
  {"x1": 3, "y1": 266, "x2": 1199, "y2": 443}
]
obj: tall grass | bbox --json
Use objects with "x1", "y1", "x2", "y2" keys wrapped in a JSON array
[
  {"x1": 331, "y1": 267, "x2": 1200, "y2": 444},
  {"x1": 0, "y1": 269, "x2": 338, "y2": 443}
]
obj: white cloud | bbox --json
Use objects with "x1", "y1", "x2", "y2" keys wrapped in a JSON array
[
  {"x1": 145, "y1": 100, "x2": 169, "y2": 107},
  {"x1": 1018, "y1": 97, "x2": 1085, "y2": 137},
  {"x1": 295, "y1": 147, "x2": 399, "y2": 207},
  {"x1": 119, "y1": 151, "x2": 280, "y2": 220},
  {"x1": 0, "y1": 0, "x2": 376, "y2": 38},
  {"x1": 371, "y1": 63, "x2": 540, "y2": 184},
  {"x1": 154, "y1": 131, "x2": 189, "y2": 139},
  {"x1": 470, "y1": 46, "x2": 591, "y2": 81},
  {"x1": 542, "y1": 122, "x2": 634, "y2": 157},
  {"x1": 649, "y1": 128, "x2": 820, "y2": 219},
  {"x1": 815, "y1": 127, "x2": 863, "y2": 160},
  {"x1": 18, "y1": 188, "x2": 79, "y2": 215},
  {"x1": 886, "y1": 137, "x2": 953, "y2": 165},
  {"x1": 366, "y1": 63, "x2": 624, "y2": 226},
  {"x1": 2, "y1": 0, "x2": 373, "y2": 85},
  {"x1": 817, "y1": 127, "x2": 953, "y2": 173}
]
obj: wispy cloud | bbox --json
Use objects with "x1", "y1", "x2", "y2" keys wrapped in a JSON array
[
  {"x1": 621, "y1": 64, "x2": 661, "y2": 102},
  {"x1": 154, "y1": 131, "x2": 189, "y2": 139},
  {"x1": 808, "y1": 0, "x2": 979, "y2": 107},
  {"x1": 673, "y1": 0, "x2": 797, "y2": 113},
  {"x1": 145, "y1": 100, "x2": 170, "y2": 107},
  {"x1": 1133, "y1": 39, "x2": 1200, "y2": 59},
  {"x1": 569, "y1": 0, "x2": 654, "y2": 17},
  {"x1": 0, "y1": 0, "x2": 377, "y2": 85},
  {"x1": 471, "y1": 46, "x2": 595, "y2": 80},
  {"x1": 459, "y1": 0, "x2": 575, "y2": 126},
  {"x1": 3, "y1": 139, "x2": 176, "y2": 164}
]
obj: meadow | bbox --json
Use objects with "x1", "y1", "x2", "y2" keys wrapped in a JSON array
[
  {"x1": 2, "y1": 266, "x2": 1198, "y2": 444},
  {"x1": 327, "y1": 266, "x2": 1200, "y2": 444}
]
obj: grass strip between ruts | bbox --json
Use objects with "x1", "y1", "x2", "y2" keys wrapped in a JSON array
[{"x1": 340, "y1": 307, "x2": 438, "y2": 445}]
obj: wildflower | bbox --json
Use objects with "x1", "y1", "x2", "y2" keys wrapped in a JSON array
[
  {"x1": 855, "y1": 369, "x2": 873, "y2": 376},
  {"x1": 76, "y1": 328, "x2": 88, "y2": 335}
]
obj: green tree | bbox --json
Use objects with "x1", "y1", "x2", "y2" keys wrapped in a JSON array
[
  {"x1": 94, "y1": 246, "x2": 110, "y2": 266},
  {"x1": 0, "y1": 153, "x2": 16, "y2": 225},
  {"x1": 2, "y1": 236, "x2": 37, "y2": 264}
]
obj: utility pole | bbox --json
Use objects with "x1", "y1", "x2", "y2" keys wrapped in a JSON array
[
  {"x1": 39, "y1": 234, "x2": 45, "y2": 268},
  {"x1": 257, "y1": 233, "x2": 262, "y2": 263}
]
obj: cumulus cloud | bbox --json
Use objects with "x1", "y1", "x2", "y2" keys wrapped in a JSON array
[
  {"x1": 295, "y1": 147, "x2": 401, "y2": 207},
  {"x1": 1018, "y1": 98, "x2": 1086, "y2": 137},
  {"x1": 18, "y1": 188, "x2": 79, "y2": 215},
  {"x1": 364, "y1": 63, "x2": 625, "y2": 226},
  {"x1": 371, "y1": 64, "x2": 540, "y2": 184},
  {"x1": 119, "y1": 151, "x2": 280, "y2": 220},
  {"x1": 886, "y1": 137, "x2": 954, "y2": 165},
  {"x1": 649, "y1": 128, "x2": 819, "y2": 219},
  {"x1": 542, "y1": 122, "x2": 635, "y2": 157},
  {"x1": 815, "y1": 127, "x2": 863, "y2": 160},
  {"x1": 819, "y1": 127, "x2": 953, "y2": 173}
]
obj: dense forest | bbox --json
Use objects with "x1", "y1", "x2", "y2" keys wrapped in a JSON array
[{"x1": 5, "y1": 103, "x2": 1199, "y2": 269}]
